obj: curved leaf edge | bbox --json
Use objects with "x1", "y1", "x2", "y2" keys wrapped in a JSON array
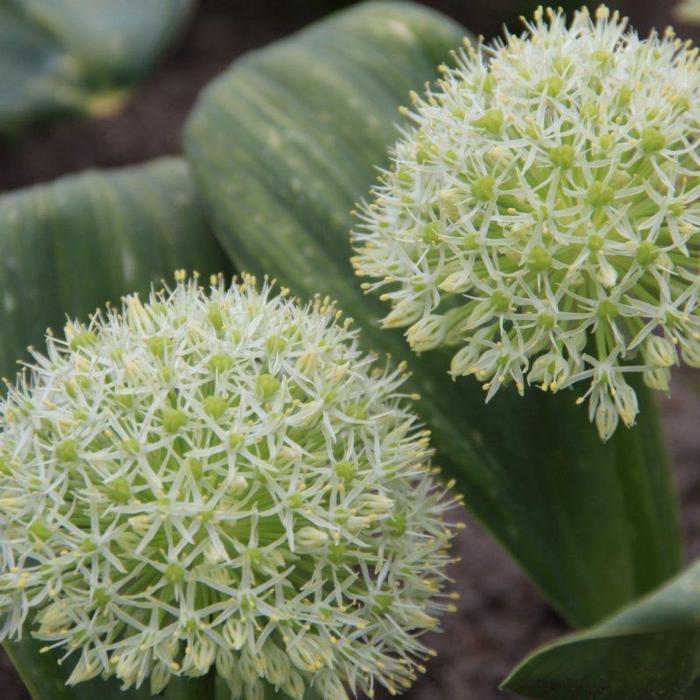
[{"x1": 501, "y1": 559, "x2": 700, "y2": 699}]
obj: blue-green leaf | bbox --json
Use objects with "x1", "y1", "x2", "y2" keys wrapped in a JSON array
[
  {"x1": 0, "y1": 157, "x2": 229, "y2": 378},
  {"x1": 0, "y1": 0, "x2": 195, "y2": 133},
  {"x1": 502, "y1": 559, "x2": 700, "y2": 699},
  {"x1": 184, "y1": 0, "x2": 682, "y2": 627},
  {"x1": 0, "y1": 157, "x2": 230, "y2": 698}
]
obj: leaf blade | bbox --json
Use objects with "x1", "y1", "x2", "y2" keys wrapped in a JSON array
[
  {"x1": 0, "y1": 156, "x2": 230, "y2": 377},
  {"x1": 501, "y1": 560, "x2": 700, "y2": 700},
  {"x1": 0, "y1": 156, "x2": 230, "y2": 697},
  {"x1": 0, "y1": 0, "x2": 195, "y2": 133},
  {"x1": 184, "y1": 0, "x2": 682, "y2": 627}
]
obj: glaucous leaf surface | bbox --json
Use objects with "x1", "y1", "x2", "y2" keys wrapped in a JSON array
[
  {"x1": 185, "y1": 0, "x2": 682, "y2": 628},
  {"x1": 502, "y1": 558, "x2": 700, "y2": 699},
  {"x1": 0, "y1": 157, "x2": 229, "y2": 378},
  {"x1": 0, "y1": 0, "x2": 195, "y2": 133},
  {"x1": 0, "y1": 157, "x2": 231, "y2": 698}
]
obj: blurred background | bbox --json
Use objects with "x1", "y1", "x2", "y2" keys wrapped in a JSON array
[
  {"x1": 0, "y1": 0, "x2": 681, "y2": 192},
  {"x1": 0, "y1": 2, "x2": 697, "y2": 699}
]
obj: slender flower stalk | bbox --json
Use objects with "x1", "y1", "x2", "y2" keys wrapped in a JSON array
[
  {"x1": 0, "y1": 272, "x2": 458, "y2": 699},
  {"x1": 352, "y1": 5, "x2": 700, "y2": 440}
]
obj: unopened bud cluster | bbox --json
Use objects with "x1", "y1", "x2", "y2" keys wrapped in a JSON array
[
  {"x1": 352, "y1": 5, "x2": 700, "y2": 440},
  {"x1": 0, "y1": 273, "x2": 457, "y2": 699}
]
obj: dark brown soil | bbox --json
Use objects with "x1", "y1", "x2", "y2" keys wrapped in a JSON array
[{"x1": 0, "y1": 2, "x2": 696, "y2": 699}]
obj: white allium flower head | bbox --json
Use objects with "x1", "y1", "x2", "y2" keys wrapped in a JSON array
[
  {"x1": 0, "y1": 272, "x2": 458, "y2": 699},
  {"x1": 351, "y1": 4, "x2": 700, "y2": 441}
]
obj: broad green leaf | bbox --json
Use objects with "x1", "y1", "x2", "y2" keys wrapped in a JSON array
[
  {"x1": 6, "y1": 637, "x2": 300, "y2": 700},
  {"x1": 0, "y1": 157, "x2": 230, "y2": 379},
  {"x1": 0, "y1": 157, "x2": 229, "y2": 698},
  {"x1": 4, "y1": 636, "x2": 203, "y2": 700},
  {"x1": 677, "y1": 0, "x2": 700, "y2": 23},
  {"x1": 184, "y1": 0, "x2": 682, "y2": 627},
  {"x1": 0, "y1": 0, "x2": 195, "y2": 134},
  {"x1": 502, "y1": 559, "x2": 700, "y2": 699}
]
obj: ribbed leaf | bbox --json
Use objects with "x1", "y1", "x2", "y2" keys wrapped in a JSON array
[
  {"x1": 184, "y1": 0, "x2": 682, "y2": 627},
  {"x1": 0, "y1": 0, "x2": 195, "y2": 133},
  {"x1": 5, "y1": 637, "x2": 218, "y2": 700},
  {"x1": 502, "y1": 559, "x2": 700, "y2": 699},
  {"x1": 6, "y1": 638, "x2": 301, "y2": 699},
  {"x1": 0, "y1": 157, "x2": 230, "y2": 697},
  {"x1": 0, "y1": 157, "x2": 229, "y2": 378},
  {"x1": 676, "y1": 0, "x2": 700, "y2": 24}
]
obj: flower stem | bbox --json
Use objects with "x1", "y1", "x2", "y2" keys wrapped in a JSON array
[{"x1": 162, "y1": 670, "x2": 218, "y2": 699}]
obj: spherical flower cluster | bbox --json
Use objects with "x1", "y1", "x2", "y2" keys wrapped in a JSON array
[
  {"x1": 0, "y1": 273, "x2": 458, "y2": 699},
  {"x1": 351, "y1": 5, "x2": 700, "y2": 441}
]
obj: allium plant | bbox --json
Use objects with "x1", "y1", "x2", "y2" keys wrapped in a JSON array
[
  {"x1": 352, "y1": 5, "x2": 700, "y2": 440},
  {"x1": 0, "y1": 273, "x2": 458, "y2": 699}
]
